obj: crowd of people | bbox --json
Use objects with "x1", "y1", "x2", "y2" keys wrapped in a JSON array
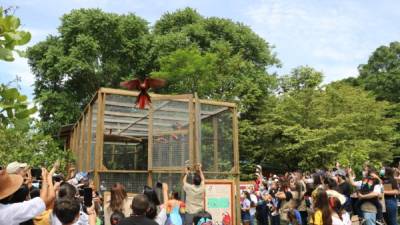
[
  {"x1": 0, "y1": 162, "x2": 208, "y2": 225},
  {"x1": 1, "y1": 160, "x2": 400, "y2": 225},
  {"x1": 240, "y1": 163, "x2": 400, "y2": 225}
]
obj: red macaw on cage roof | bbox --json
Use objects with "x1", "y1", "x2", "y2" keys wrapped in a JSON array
[{"x1": 120, "y1": 77, "x2": 166, "y2": 109}]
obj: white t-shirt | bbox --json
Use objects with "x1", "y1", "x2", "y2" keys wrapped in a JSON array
[
  {"x1": 51, "y1": 207, "x2": 89, "y2": 225},
  {"x1": 354, "y1": 181, "x2": 382, "y2": 193},
  {"x1": 0, "y1": 197, "x2": 46, "y2": 225},
  {"x1": 354, "y1": 180, "x2": 382, "y2": 213},
  {"x1": 249, "y1": 194, "x2": 258, "y2": 216},
  {"x1": 332, "y1": 212, "x2": 351, "y2": 225},
  {"x1": 155, "y1": 206, "x2": 167, "y2": 225}
]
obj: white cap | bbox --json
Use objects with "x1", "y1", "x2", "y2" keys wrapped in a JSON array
[
  {"x1": 326, "y1": 190, "x2": 347, "y2": 205},
  {"x1": 6, "y1": 162, "x2": 28, "y2": 174}
]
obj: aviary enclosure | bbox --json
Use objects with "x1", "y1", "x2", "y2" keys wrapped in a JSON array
[{"x1": 67, "y1": 87, "x2": 240, "y2": 223}]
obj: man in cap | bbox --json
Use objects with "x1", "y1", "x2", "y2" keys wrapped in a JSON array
[
  {"x1": 7, "y1": 161, "x2": 29, "y2": 176},
  {"x1": 6, "y1": 161, "x2": 32, "y2": 187},
  {"x1": 334, "y1": 169, "x2": 352, "y2": 212}
]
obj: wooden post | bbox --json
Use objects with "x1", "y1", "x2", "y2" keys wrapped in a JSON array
[
  {"x1": 194, "y1": 93, "x2": 201, "y2": 165},
  {"x1": 94, "y1": 91, "x2": 105, "y2": 188},
  {"x1": 232, "y1": 106, "x2": 241, "y2": 225},
  {"x1": 213, "y1": 117, "x2": 219, "y2": 172},
  {"x1": 147, "y1": 102, "x2": 154, "y2": 187},
  {"x1": 71, "y1": 130, "x2": 76, "y2": 167},
  {"x1": 76, "y1": 122, "x2": 81, "y2": 171},
  {"x1": 188, "y1": 94, "x2": 194, "y2": 167},
  {"x1": 80, "y1": 116, "x2": 85, "y2": 171},
  {"x1": 86, "y1": 105, "x2": 92, "y2": 171}
]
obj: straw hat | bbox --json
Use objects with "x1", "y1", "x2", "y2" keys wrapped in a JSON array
[{"x1": 0, "y1": 170, "x2": 23, "y2": 200}]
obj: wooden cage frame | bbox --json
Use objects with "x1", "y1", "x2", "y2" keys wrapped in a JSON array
[{"x1": 67, "y1": 87, "x2": 241, "y2": 225}]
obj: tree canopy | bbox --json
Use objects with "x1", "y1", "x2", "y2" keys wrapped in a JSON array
[
  {"x1": 240, "y1": 66, "x2": 399, "y2": 178},
  {"x1": 27, "y1": 9, "x2": 150, "y2": 134},
  {"x1": 356, "y1": 41, "x2": 400, "y2": 103},
  {"x1": 27, "y1": 7, "x2": 278, "y2": 135},
  {"x1": 23, "y1": 8, "x2": 400, "y2": 177}
]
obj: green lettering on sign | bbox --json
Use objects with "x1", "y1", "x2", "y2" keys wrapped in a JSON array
[{"x1": 207, "y1": 197, "x2": 229, "y2": 209}]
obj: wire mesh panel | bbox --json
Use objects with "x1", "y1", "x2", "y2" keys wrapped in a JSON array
[
  {"x1": 99, "y1": 172, "x2": 148, "y2": 193},
  {"x1": 90, "y1": 101, "x2": 97, "y2": 171},
  {"x1": 204, "y1": 173, "x2": 233, "y2": 180},
  {"x1": 152, "y1": 100, "x2": 190, "y2": 169},
  {"x1": 103, "y1": 94, "x2": 148, "y2": 137},
  {"x1": 82, "y1": 111, "x2": 89, "y2": 171},
  {"x1": 152, "y1": 172, "x2": 184, "y2": 203},
  {"x1": 102, "y1": 94, "x2": 149, "y2": 171},
  {"x1": 200, "y1": 104, "x2": 234, "y2": 172},
  {"x1": 103, "y1": 142, "x2": 147, "y2": 170}
]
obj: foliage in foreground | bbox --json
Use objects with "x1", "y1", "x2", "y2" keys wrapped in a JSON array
[{"x1": 0, "y1": 7, "x2": 31, "y2": 61}]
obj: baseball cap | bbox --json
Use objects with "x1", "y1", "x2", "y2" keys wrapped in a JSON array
[
  {"x1": 333, "y1": 169, "x2": 346, "y2": 178},
  {"x1": 6, "y1": 162, "x2": 29, "y2": 174}
]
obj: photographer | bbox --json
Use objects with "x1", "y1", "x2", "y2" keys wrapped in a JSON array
[
  {"x1": 182, "y1": 163, "x2": 205, "y2": 225},
  {"x1": 119, "y1": 194, "x2": 158, "y2": 225},
  {"x1": 53, "y1": 198, "x2": 97, "y2": 225},
  {"x1": 0, "y1": 167, "x2": 56, "y2": 225}
]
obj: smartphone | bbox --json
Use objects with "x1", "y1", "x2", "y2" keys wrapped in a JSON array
[
  {"x1": 78, "y1": 188, "x2": 85, "y2": 197},
  {"x1": 53, "y1": 175, "x2": 63, "y2": 183},
  {"x1": 83, "y1": 187, "x2": 93, "y2": 207},
  {"x1": 31, "y1": 168, "x2": 42, "y2": 180}
]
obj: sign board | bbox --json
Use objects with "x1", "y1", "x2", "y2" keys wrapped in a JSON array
[
  {"x1": 204, "y1": 180, "x2": 234, "y2": 225},
  {"x1": 240, "y1": 181, "x2": 255, "y2": 191}
]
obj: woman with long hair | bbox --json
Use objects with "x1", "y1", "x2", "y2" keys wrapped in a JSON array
[
  {"x1": 104, "y1": 183, "x2": 132, "y2": 225},
  {"x1": 382, "y1": 167, "x2": 399, "y2": 225},
  {"x1": 329, "y1": 197, "x2": 350, "y2": 225},
  {"x1": 310, "y1": 188, "x2": 332, "y2": 225}
]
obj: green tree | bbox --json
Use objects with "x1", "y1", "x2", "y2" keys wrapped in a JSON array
[
  {"x1": 152, "y1": 8, "x2": 279, "y2": 118},
  {"x1": 0, "y1": 83, "x2": 73, "y2": 169},
  {"x1": 240, "y1": 67, "x2": 398, "y2": 176},
  {"x1": 0, "y1": 7, "x2": 31, "y2": 61},
  {"x1": 0, "y1": 125, "x2": 73, "y2": 169},
  {"x1": 28, "y1": 8, "x2": 279, "y2": 136},
  {"x1": 0, "y1": 84, "x2": 36, "y2": 128},
  {"x1": 27, "y1": 9, "x2": 150, "y2": 134},
  {"x1": 0, "y1": 11, "x2": 71, "y2": 169},
  {"x1": 357, "y1": 41, "x2": 400, "y2": 103}
]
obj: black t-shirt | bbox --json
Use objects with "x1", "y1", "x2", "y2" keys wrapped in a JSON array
[
  {"x1": 119, "y1": 215, "x2": 158, "y2": 225},
  {"x1": 338, "y1": 181, "x2": 352, "y2": 197}
]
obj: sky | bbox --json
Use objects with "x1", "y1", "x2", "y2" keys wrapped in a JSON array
[{"x1": 0, "y1": 0, "x2": 399, "y2": 100}]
